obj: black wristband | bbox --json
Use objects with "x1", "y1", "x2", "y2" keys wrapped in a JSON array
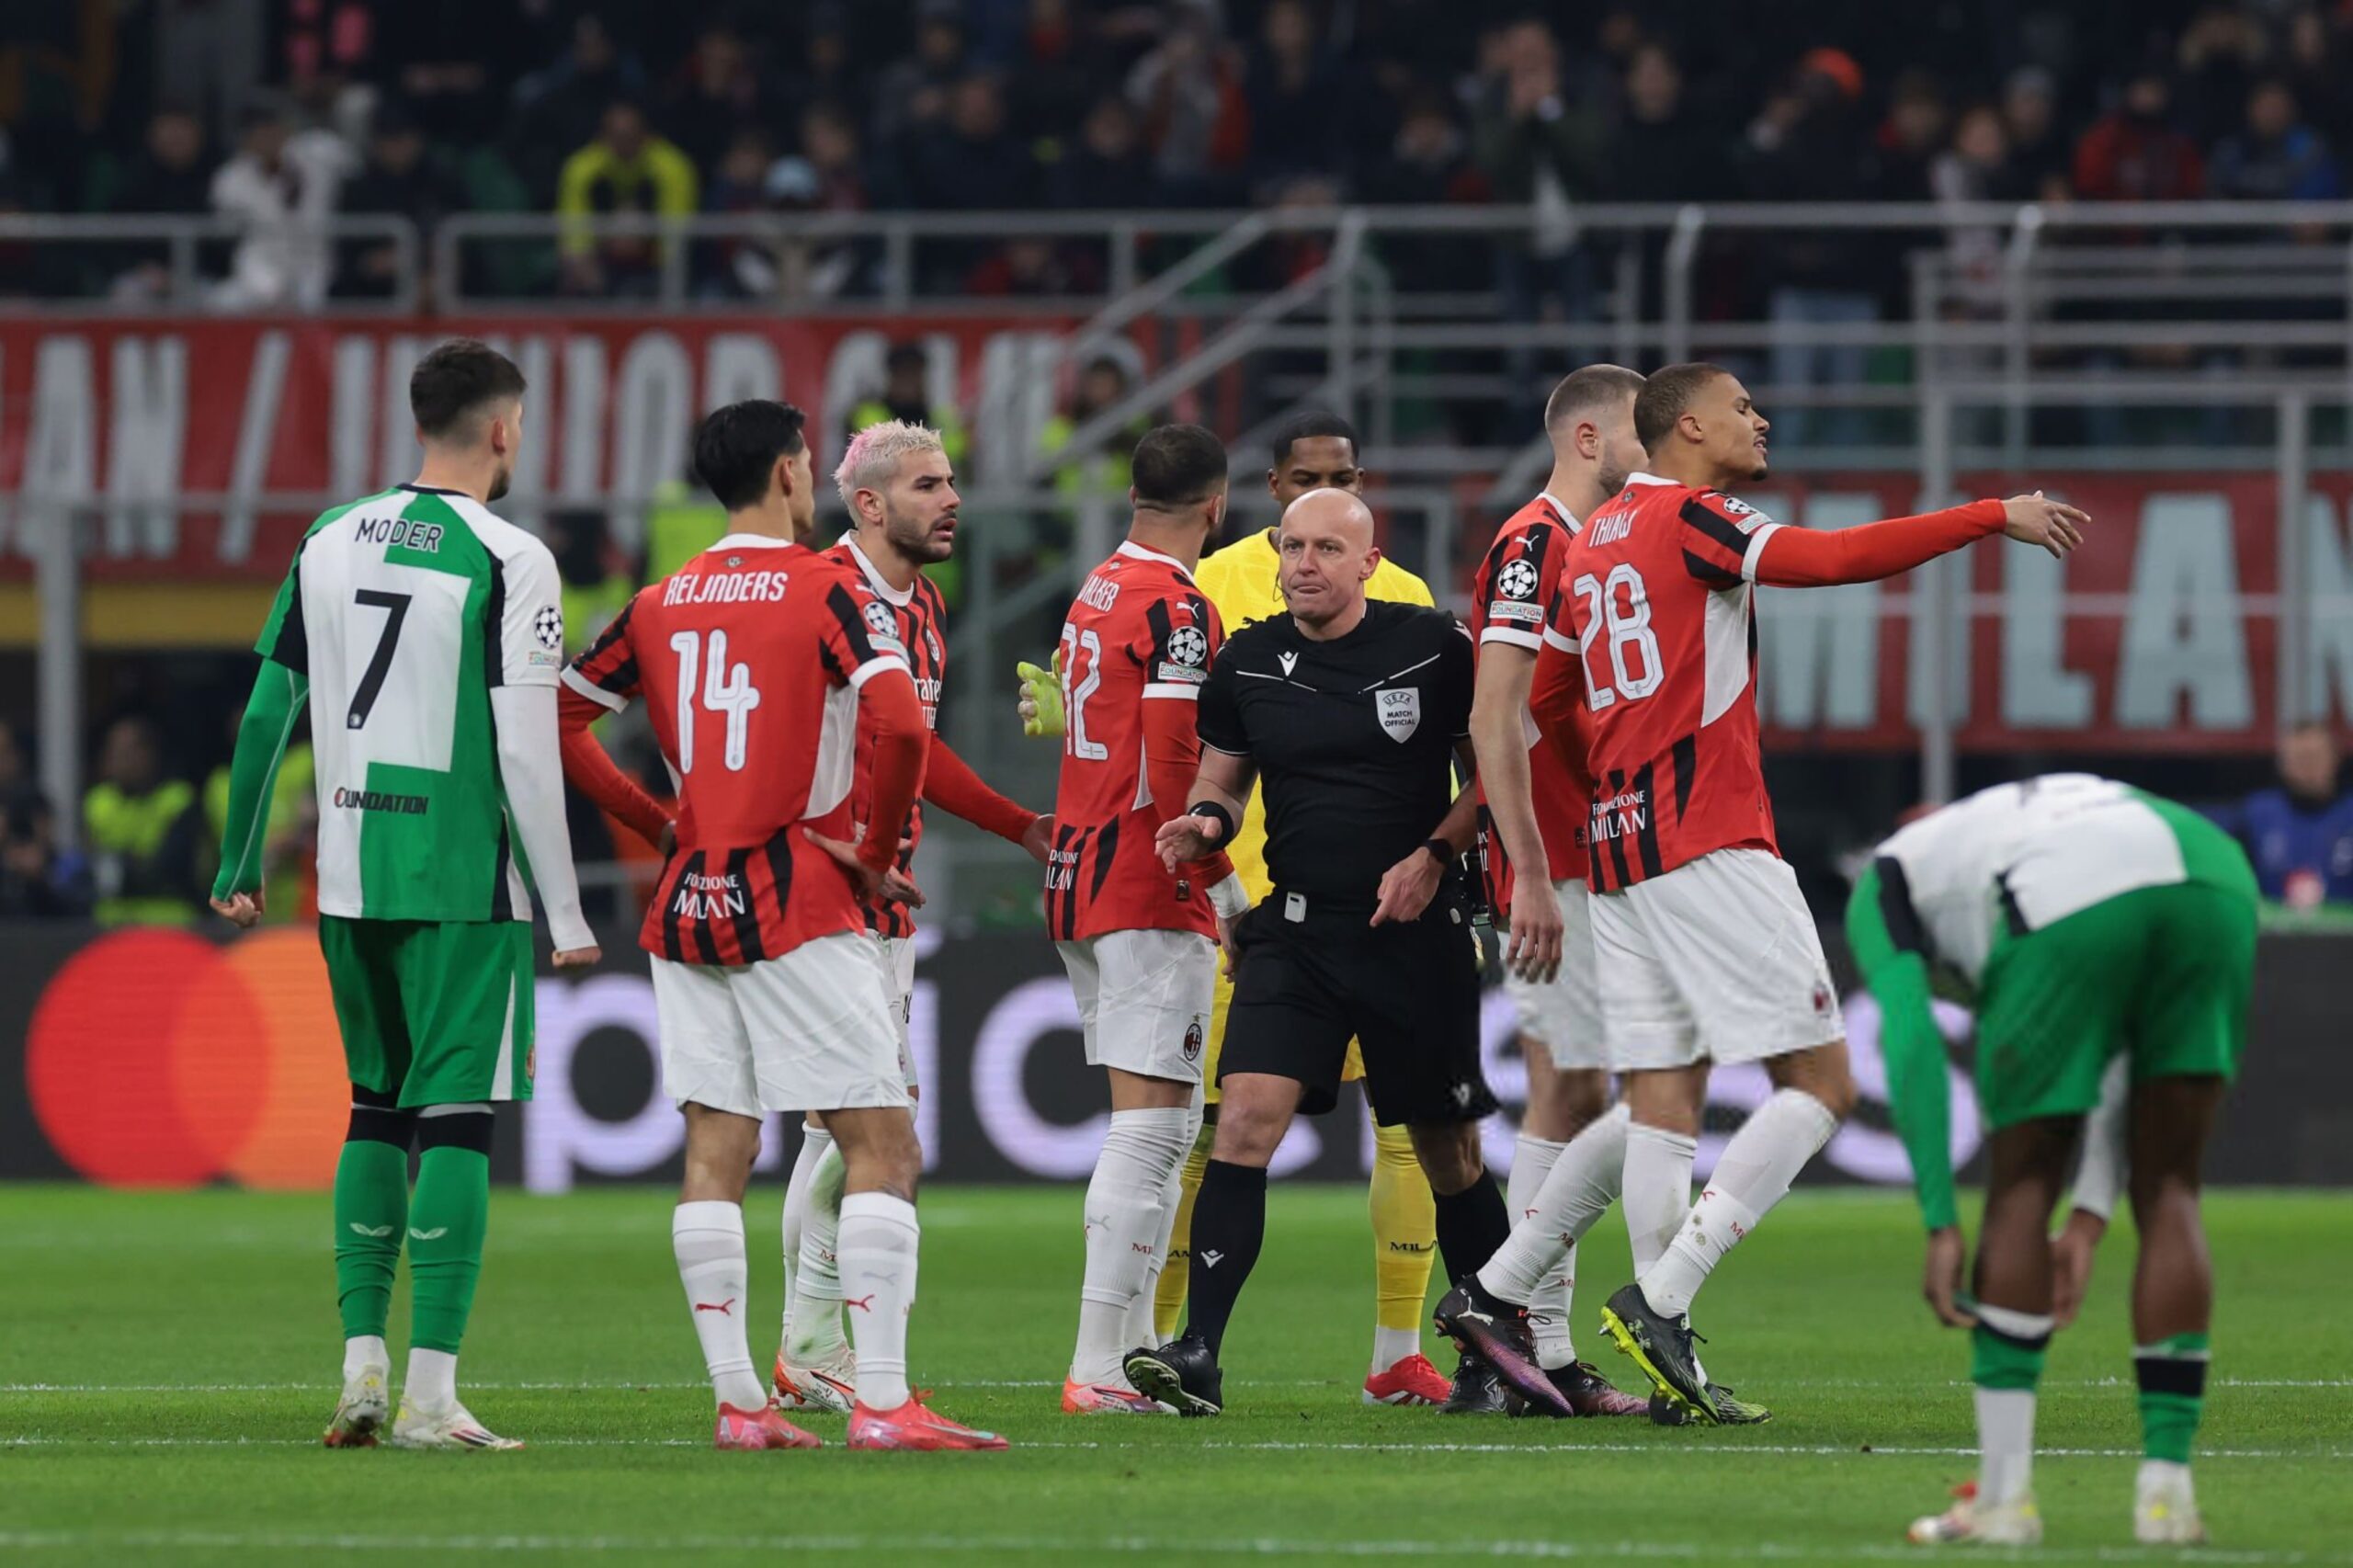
[
  {"x1": 1189, "y1": 801, "x2": 1237, "y2": 844},
  {"x1": 1421, "y1": 837, "x2": 1455, "y2": 869}
]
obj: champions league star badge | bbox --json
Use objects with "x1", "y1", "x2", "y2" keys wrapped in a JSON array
[{"x1": 1375, "y1": 686, "x2": 1420, "y2": 743}]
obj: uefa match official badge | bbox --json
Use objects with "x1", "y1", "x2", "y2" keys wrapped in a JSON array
[{"x1": 1375, "y1": 687, "x2": 1420, "y2": 743}]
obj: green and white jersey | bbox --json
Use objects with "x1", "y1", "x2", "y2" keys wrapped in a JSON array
[
  {"x1": 254, "y1": 483, "x2": 566, "y2": 924},
  {"x1": 1868, "y1": 773, "x2": 2248, "y2": 991}
]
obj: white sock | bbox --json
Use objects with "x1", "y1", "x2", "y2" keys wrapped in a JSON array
[
  {"x1": 1123, "y1": 1102, "x2": 1200, "y2": 1354},
  {"x1": 2136, "y1": 1459, "x2": 2192, "y2": 1498},
  {"x1": 778, "y1": 1124, "x2": 830, "y2": 1341},
  {"x1": 673, "y1": 1200, "x2": 767, "y2": 1411},
  {"x1": 343, "y1": 1334, "x2": 389, "y2": 1381},
  {"x1": 404, "y1": 1347, "x2": 458, "y2": 1411},
  {"x1": 838, "y1": 1191, "x2": 920, "y2": 1411},
  {"x1": 785, "y1": 1134, "x2": 848, "y2": 1362},
  {"x1": 1483, "y1": 1108, "x2": 1629, "y2": 1364},
  {"x1": 1074, "y1": 1106, "x2": 1191, "y2": 1384},
  {"x1": 1371, "y1": 1324, "x2": 1423, "y2": 1374},
  {"x1": 1642, "y1": 1089, "x2": 1836, "y2": 1319},
  {"x1": 1976, "y1": 1387, "x2": 2038, "y2": 1507},
  {"x1": 1506, "y1": 1133, "x2": 1572, "y2": 1366},
  {"x1": 1622, "y1": 1120, "x2": 1698, "y2": 1278}
]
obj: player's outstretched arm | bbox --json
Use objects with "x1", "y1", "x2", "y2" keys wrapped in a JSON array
[
  {"x1": 809, "y1": 666, "x2": 930, "y2": 905},
  {"x1": 1748, "y1": 494, "x2": 2086, "y2": 589},
  {"x1": 1470, "y1": 641, "x2": 1562, "y2": 983},
  {"x1": 1156, "y1": 744, "x2": 1254, "y2": 872},
  {"x1": 210, "y1": 659, "x2": 310, "y2": 928},
  {"x1": 924, "y1": 739, "x2": 1050, "y2": 861}
]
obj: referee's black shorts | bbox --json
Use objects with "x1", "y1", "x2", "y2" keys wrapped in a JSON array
[{"x1": 1217, "y1": 881, "x2": 1495, "y2": 1128}]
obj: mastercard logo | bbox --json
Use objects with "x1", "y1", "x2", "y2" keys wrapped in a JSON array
[{"x1": 28, "y1": 927, "x2": 349, "y2": 1189}]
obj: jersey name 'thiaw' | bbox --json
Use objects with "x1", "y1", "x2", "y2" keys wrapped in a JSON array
[{"x1": 663, "y1": 569, "x2": 793, "y2": 607}]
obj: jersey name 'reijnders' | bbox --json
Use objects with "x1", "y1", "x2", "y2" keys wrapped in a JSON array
[
  {"x1": 564, "y1": 535, "x2": 911, "y2": 963},
  {"x1": 1196, "y1": 600, "x2": 1474, "y2": 903},
  {"x1": 256, "y1": 483, "x2": 564, "y2": 923},
  {"x1": 1559, "y1": 472, "x2": 1782, "y2": 892}
]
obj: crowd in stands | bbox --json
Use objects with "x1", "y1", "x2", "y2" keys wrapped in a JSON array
[{"x1": 3, "y1": 1, "x2": 2350, "y2": 305}]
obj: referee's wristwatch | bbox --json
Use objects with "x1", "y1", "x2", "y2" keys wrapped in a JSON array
[{"x1": 1420, "y1": 837, "x2": 1454, "y2": 869}]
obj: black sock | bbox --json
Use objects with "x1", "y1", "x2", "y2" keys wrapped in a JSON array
[
  {"x1": 1431, "y1": 1171, "x2": 1511, "y2": 1288},
  {"x1": 1183, "y1": 1160, "x2": 1268, "y2": 1360}
]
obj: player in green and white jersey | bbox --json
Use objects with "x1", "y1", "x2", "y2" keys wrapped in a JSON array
[
  {"x1": 210, "y1": 339, "x2": 600, "y2": 1451},
  {"x1": 1846, "y1": 774, "x2": 2257, "y2": 1548}
]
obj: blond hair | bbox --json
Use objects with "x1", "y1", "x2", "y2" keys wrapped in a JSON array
[{"x1": 833, "y1": 419, "x2": 947, "y2": 514}]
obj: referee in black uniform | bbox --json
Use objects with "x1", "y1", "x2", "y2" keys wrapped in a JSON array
[{"x1": 1124, "y1": 488, "x2": 1563, "y2": 1418}]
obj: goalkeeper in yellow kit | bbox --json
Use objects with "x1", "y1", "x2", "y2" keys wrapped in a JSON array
[{"x1": 1021, "y1": 414, "x2": 1453, "y2": 1407}]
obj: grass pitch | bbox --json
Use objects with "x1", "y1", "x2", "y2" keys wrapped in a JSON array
[{"x1": 1, "y1": 1184, "x2": 2347, "y2": 1566}]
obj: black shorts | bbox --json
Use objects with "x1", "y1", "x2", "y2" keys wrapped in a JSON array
[{"x1": 1218, "y1": 882, "x2": 1495, "y2": 1128}]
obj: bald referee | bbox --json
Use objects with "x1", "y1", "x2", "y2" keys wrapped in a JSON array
[{"x1": 1123, "y1": 489, "x2": 1567, "y2": 1418}]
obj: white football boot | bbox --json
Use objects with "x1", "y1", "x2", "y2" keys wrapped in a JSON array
[
  {"x1": 2135, "y1": 1461, "x2": 2208, "y2": 1544},
  {"x1": 389, "y1": 1397, "x2": 524, "y2": 1450},
  {"x1": 1907, "y1": 1483, "x2": 2042, "y2": 1546},
  {"x1": 323, "y1": 1363, "x2": 390, "y2": 1449}
]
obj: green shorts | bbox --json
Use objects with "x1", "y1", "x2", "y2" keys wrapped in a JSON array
[
  {"x1": 1973, "y1": 880, "x2": 2256, "y2": 1130},
  {"x1": 318, "y1": 916, "x2": 536, "y2": 1107}
]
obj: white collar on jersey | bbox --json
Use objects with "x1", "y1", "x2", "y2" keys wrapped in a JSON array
[
  {"x1": 842, "y1": 537, "x2": 915, "y2": 607},
  {"x1": 1622, "y1": 472, "x2": 1677, "y2": 488},
  {"x1": 1538, "y1": 489, "x2": 1581, "y2": 527},
  {"x1": 709, "y1": 531, "x2": 797, "y2": 551},
  {"x1": 1117, "y1": 539, "x2": 1188, "y2": 573}
]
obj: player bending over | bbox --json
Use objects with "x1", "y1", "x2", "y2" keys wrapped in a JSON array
[
  {"x1": 1549, "y1": 362, "x2": 2085, "y2": 1423},
  {"x1": 559, "y1": 400, "x2": 1003, "y2": 1451},
  {"x1": 213, "y1": 338, "x2": 598, "y2": 1450},
  {"x1": 1847, "y1": 775, "x2": 2253, "y2": 1547}
]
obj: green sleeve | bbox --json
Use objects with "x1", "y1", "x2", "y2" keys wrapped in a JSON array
[
  {"x1": 211, "y1": 660, "x2": 308, "y2": 902},
  {"x1": 1846, "y1": 858, "x2": 1960, "y2": 1232}
]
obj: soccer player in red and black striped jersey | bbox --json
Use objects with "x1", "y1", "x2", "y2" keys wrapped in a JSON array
[
  {"x1": 1048, "y1": 425, "x2": 1246, "y2": 1414},
  {"x1": 1442, "y1": 365, "x2": 1651, "y2": 1417},
  {"x1": 557, "y1": 400, "x2": 1004, "y2": 1451},
  {"x1": 767, "y1": 420, "x2": 1052, "y2": 1415},
  {"x1": 1552, "y1": 364, "x2": 2085, "y2": 1424}
]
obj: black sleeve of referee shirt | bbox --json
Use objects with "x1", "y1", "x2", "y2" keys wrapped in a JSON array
[
  {"x1": 1439, "y1": 616, "x2": 1477, "y2": 740},
  {"x1": 1196, "y1": 635, "x2": 1246, "y2": 755}
]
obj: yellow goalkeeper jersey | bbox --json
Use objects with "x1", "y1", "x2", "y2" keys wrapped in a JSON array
[{"x1": 1190, "y1": 525, "x2": 1438, "y2": 900}]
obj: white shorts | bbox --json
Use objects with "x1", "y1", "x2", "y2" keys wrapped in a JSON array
[
  {"x1": 1502, "y1": 879, "x2": 1605, "y2": 1071},
  {"x1": 651, "y1": 931, "x2": 911, "y2": 1119},
  {"x1": 1588, "y1": 847, "x2": 1844, "y2": 1072},
  {"x1": 881, "y1": 933, "x2": 918, "y2": 1091},
  {"x1": 1055, "y1": 927, "x2": 1215, "y2": 1084}
]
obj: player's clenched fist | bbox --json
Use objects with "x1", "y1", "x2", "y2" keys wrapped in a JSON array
[
  {"x1": 2000, "y1": 491, "x2": 2088, "y2": 559},
  {"x1": 1016, "y1": 651, "x2": 1064, "y2": 738}
]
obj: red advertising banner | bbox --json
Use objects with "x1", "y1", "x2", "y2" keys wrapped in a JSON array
[
  {"x1": 1722, "y1": 472, "x2": 2353, "y2": 753},
  {"x1": 1, "y1": 317, "x2": 2346, "y2": 749},
  {"x1": 0, "y1": 314, "x2": 1125, "y2": 580}
]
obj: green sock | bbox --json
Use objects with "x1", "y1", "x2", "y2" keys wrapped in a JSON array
[
  {"x1": 1971, "y1": 1320, "x2": 2049, "y2": 1391},
  {"x1": 406, "y1": 1146, "x2": 491, "y2": 1354},
  {"x1": 2134, "y1": 1331, "x2": 2211, "y2": 1464},
  {"x1": 333, "y1": 1140, "x2": 410, "y2": 1341}
]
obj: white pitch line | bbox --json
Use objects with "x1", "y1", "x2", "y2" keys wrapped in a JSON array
[
  {"x1": 4, "y1": 1377, "x2": 2343, "y2": 1393},
  {"x1": 2, "y1": 1435, "x2": 2341, "y2": 1461},
  {"x1": 0, "y1": 1529, "x2": 2333, "y2": 1564}
]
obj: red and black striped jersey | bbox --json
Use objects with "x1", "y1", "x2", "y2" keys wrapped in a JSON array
[
  {"x1": 1046, "y1": 540, "x2": 1223, "y2": 941},
  {"x1": 563, "y1": 534, "x2": 915, "y2": 962},
  {"x1": 1469, "y1": 491, "x2": 1592, "y2": 907},
  {"x1": 824, "y1": 537, "x2": 948, "y2": 939},
  {"x1": 1557, "y1": 473, "x2": 1781, "y2": 892}
]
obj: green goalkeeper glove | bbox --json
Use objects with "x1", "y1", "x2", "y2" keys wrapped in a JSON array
[{"x1": 1017, "y1": 651, "x2": 1065, "y2": 739}]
